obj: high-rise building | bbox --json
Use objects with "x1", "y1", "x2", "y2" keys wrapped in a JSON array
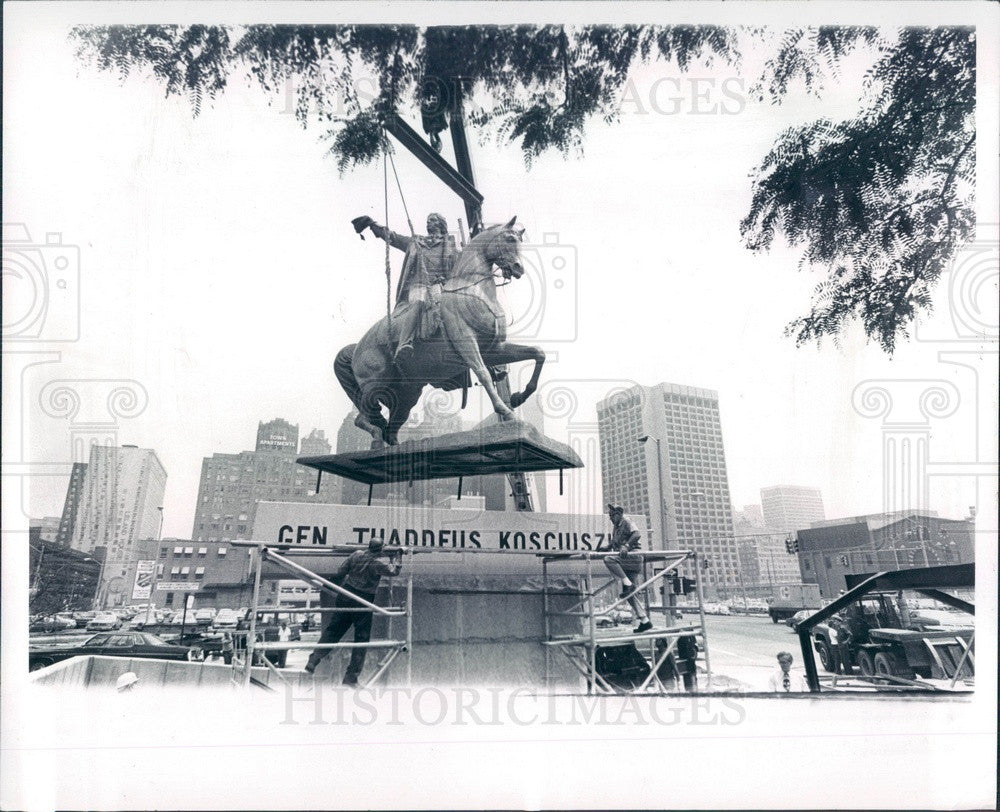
[
  {"x1": 299, "y1": 428, "x2": 332, "y2": 456},
  {"x1": 760, "y1": 485, "x2": 826, "y2": 533},
  {"x1": 69, "y1": 445, "x2": 167, "y2": 606},
  {"x1": 191, "y1": 419, "x2": 338, "y2": 544},
  {"x1": 56, "y1": 461, "x2": 88, "y2": 546},
  {"x1": 597, "y1": 382, "x2": 738, "y2": 597}
]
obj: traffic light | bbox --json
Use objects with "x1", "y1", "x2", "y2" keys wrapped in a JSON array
[
  {"x1": 671, "y1": 576, "x2": 697, "y2": 595},
  {"x1": 785, "y1": 535, "x2": 799, "y2": 554},
  {"x1": 839, "y1": 554, "x2": 849, "y2": 567}
]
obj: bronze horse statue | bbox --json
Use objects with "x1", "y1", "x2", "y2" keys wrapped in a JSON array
[{"x1": 335, "y1": 217, "x2": 546, "y2": 446}]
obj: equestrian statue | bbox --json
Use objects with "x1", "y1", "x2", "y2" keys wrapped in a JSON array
[{"x1": 336, "y1": 215, "x2": 545, "y2": 447}]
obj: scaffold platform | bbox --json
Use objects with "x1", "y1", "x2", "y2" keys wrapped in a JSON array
[{"x1": 542, "y1": 550, "x2": 711, "y2": 695}]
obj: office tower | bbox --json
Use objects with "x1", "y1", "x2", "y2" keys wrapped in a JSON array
[
  {"x1": 69, "y1": 445, "x2": 167, "y2": 605},
  {"x1": 597, "y1": 382, "x2": 738, "y2": 596},
  {"x1": 191, "y1": 419, "x2": 337, "y2": 543},
  {"x1": 760, "y1": 485, "x2": 826, "y2": 533}
]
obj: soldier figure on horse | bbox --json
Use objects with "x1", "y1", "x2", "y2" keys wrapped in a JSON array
[{"x1": 352, "y1": 212, "x2": 459, "y2": 363}]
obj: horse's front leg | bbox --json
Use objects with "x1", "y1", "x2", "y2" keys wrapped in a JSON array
[
  {"x1": 485, "y1": 342, "x2": 546, "y2": 410},
  {"x1": 441, "y1": 313, "x2": 515, "y2": 419}
]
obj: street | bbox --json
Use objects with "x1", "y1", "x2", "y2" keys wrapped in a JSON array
[
  {"x1": 701, "y1": 613, "x2": 811, "y2": 688},
  {"x1": 32, "y1": 614, "x2": 810, "y2": 689}
]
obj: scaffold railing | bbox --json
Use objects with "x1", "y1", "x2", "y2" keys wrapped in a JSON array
[
  {"x1": 541, "y1": 550, "x2": 711, "y2": 695},
  {"x1": 231, "y1": 541, "x2": 413, "y2": 690}
]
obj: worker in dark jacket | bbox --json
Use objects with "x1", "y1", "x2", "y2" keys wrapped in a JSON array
[{"x1": 304, "y1": 538, "x2": 403, "y2": 685}]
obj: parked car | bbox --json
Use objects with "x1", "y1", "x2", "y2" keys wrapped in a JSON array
[
  {"x1": 54, "y1": 612, "x2": 78, "y2": 628},
  {"x1": 786, "y1": 609, "x2": 812, "y2": 631},
  {"x1": 87, "y1": 612, "x2": 122, "y2": 631},
  {"x1": 194, "y1": 608, "x2": 216, "y2": 626},
  {"x1": 29, "y1": 615, "x2": 76, "y2": 633},
  {"x1": 213, "y1": 609, "x2": 240, "y2": 630},
  {"x1": 29, "y1": 631, "x2": 193, "y2": 671}
]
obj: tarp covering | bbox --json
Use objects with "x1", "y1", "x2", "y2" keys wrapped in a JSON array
[{"x1": 307, "y1": 570, "x2": 589, "y2": 688}]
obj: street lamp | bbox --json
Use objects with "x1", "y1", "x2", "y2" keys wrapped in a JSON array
[{"x1": 637, "y1": 435, "x2": 669, "y2": 548}]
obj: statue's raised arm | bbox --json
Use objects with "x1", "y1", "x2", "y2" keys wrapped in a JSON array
[{"x1": 352, "y1": 212, "x2": 459, "y2": 362}]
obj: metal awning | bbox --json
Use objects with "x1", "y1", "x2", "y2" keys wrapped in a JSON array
[{"x1": 297, "y1": 420, "x2": 584, "y2": 485}]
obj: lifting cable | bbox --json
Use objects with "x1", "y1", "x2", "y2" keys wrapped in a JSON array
[
  {"x1": 382, "y1": 133, "x2": 392, "y2": 325},
  {"x1": 380, "y1": 127, "x2": 417, "y2": 325}
]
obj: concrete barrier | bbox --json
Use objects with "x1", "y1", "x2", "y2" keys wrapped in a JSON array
[{"x1": 30, "y1": 656, "x2": 274, "y2": 689}]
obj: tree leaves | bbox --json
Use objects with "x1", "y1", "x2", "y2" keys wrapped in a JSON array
[
  {"x1": 743, "y1": 27, "x2": 975, "y2": 352},
  {"x1": 69, "y1": 23, "x2": 976, "y2": 354}
]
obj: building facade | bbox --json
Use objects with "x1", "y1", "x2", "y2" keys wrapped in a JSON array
[
  {"x1": 597, "y1": 382, "x2": 739, "y2": 597},
  {"x1": 299, "y1": 428, "x2": 332, "y2": 456},
  {"x1": 123, "y1": 538, "x2": 261, "y2": 611},
  {"x1": 56, "y1": 461, "x2": 88, "y2": 546},
  {"x1": 736, "y1": 532, "x2": 803, "y2": 594},
  {"x1": 29, "y1": 534, "x2": 102, "y2": 614},
  {"x1": 795, "y1": 512, "x2": 975, "y2": 598},
  {"x1": 191, "y1": 419, "x2": 341, "y2": 544},
  {"x1": 760, "y1": 485, "x2": 826, "y2": 533},
  {"x1": 69, "y1": 445, "x2": 167, "y2": 607}
]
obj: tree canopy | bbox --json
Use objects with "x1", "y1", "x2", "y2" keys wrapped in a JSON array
[{"x1": 70, "y1": 24, "x2": 975, "y2": 353}]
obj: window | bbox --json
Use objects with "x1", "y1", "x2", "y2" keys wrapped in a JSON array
[
  {"x1": 170, "y1": 566, "x2": 180, "y2": 576},
  {"x1": 173, "y1": 546, "x2": 183, "y2": 555},
  {"x1": 165, "y1": 593, "x2": 174, "y2": 606},
  {"x1": 198, "y1": 547, "x2": 208, "y2": 556},
  {"x1": 217, "y1": 547, "x2": 227, "y2": 556},
  {"x1": 159, "y1": 548, "x2": 168, "y2": 559},
  {"x1": 156, "y1": 564, "x2": 164, "y2": 577},
  {"x1": 184, "y1": 546, "x2": 194, "y2": 556},
  {"x1": 195, "y1": 567, "x2": 205, "y2": 580},
  {"x1": 181, "y1": 566, "x2": 190, "y2": 576}
]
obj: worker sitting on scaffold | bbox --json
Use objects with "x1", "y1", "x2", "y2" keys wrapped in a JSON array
[
  {"x1": 352, "y1": 212, "x2": 459, "y2": 363},
  {"x1": 304, "y1": 538, "x2": 403, "y2": 685},
  {"x1": 600, "y1": 504, "x2": 653, "y2": 634}
]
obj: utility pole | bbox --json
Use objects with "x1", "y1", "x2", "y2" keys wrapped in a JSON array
[{"x1": 639, "y1": 435, "x2": 678, "y2": 623}]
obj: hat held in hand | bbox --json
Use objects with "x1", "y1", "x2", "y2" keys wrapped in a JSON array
[{"x1": 351, "y1": 216, "x2": 375, "y2": 239}]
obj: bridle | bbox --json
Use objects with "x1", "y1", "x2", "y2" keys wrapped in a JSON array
[{"x1": 443, "y1": 267, "x2": 514, "y2": 293}]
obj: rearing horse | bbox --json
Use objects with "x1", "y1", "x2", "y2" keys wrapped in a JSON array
[{"x1": 335, "y1": 217, "x2": 546, "y2": 446}]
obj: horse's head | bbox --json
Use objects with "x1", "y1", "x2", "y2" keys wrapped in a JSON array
[{"x1": 477, "y1": 216, "x2": 525, "y2": 279}]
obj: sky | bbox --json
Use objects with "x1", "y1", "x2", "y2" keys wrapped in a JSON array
[{"x1": 3, "y1": 8, "x2": 998, "y2": 540}]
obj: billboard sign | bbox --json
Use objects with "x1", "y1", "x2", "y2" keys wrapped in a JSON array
[
  {"x1": 155, "y1": 582, "x2": 201, "y2": 592},
  {"x1": 131, "y1": 560, "x2": 156, "y2": 600}
]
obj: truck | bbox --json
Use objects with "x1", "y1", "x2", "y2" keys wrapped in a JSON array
[
  {"x1": 810, "y1": 591, "x2": 974, "y2": 680},
  {"x1": 767, "y1": 583, "x2": 822, "y2": 623}
]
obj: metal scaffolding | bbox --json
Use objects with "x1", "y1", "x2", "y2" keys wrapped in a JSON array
[
  {"x1": 233, "y1": 542, "x2": 413, "y2": 689},
  {"x1": 226, "y1": 543, "x2": 711, "y2": 693},
  {"x1": 542, "y1": 550, "x2": 711, "y2": 694}
]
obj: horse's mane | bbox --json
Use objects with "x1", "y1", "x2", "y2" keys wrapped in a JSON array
[{"x1": 451, "y1": 220, "x2": 512, "y2": 277}]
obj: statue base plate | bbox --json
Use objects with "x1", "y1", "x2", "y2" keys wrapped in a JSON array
[{"x1": 298, "y1": 420, "x2": 583, "y2": 485}]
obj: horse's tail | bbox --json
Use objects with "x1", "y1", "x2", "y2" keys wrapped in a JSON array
[{"x1": 334, "y1": 344, "x2": 362, "y2": 409}]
